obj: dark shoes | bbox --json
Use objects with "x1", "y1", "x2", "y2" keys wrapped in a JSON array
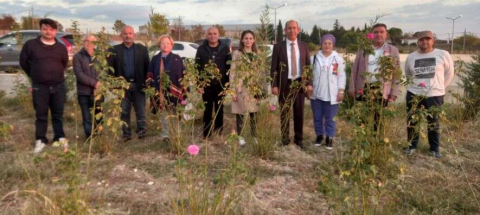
[
  {"x1": 404, "y1": 146, "x2": 442, "y2": 158},
  {"x1": 429, "y1": 150, "x2": 443, "y2": 158},
  {"x1": 404, "y1": 147, "x2": 415, "y2": 155},
  {"x1": 325, "y1": 137, "x2": 333, "y2": 150},
  {"x1": 314, "y1": 135, "x2": 324, "y2": 147}
]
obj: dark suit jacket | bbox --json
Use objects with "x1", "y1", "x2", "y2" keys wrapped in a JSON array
[
  {"x1": 109, "y1": 43, "x2": 150, "y2": 92},
  {"x1": 270, "y1": 40, "x2": 311, "y2": 102}
]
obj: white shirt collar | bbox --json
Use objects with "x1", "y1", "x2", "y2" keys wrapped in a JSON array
[{"x1": 287, "y1": 39, "x2": 298, "y2": 45}]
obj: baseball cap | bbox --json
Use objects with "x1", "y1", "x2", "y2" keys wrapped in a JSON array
[{"x1": 417, "y1": 31, "x2": 434, "y2": 40}]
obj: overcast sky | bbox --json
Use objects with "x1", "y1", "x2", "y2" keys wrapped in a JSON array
[{"x1": 1, "y1": 0, "x2": 479, "y2": 40}]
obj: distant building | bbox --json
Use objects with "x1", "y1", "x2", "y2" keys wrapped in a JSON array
[{"x1": 401, "y1": 37, "x2": 417, "y2": 45}]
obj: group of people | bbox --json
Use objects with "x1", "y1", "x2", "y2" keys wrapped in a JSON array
[{"x1": 20, "y1": 18, "x2": 454, "y2": 158}]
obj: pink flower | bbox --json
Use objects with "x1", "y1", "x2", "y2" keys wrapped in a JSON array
[
  {"x1": 181, "y1": 99, "x2": 187, "y2": 105},
  {"x1": 419, "y1": 82, "x2": 426, "y2": 87},
  {"x1": 187, "y1": 144, "x2": 200, "y2": 156},
  {"x1": 269, "y1": 105, "x2": 276, "y2": 111},
  {"x1": 231, "y1": 129, "x2": 236, "y2": 135},
  {"x1": 383, "y1": 51, "x2": 390, "y2": 56},
  {"x1": 28, "y1": 87, "x2": 33, "y2": 93},
  {"x1": 378, "y1": 181, "x2": 382, "y2": 187},
  {"x1": 366, "y1": 33, "x2": 374, "y2": 40},
  {"x1": 358, "y1": 89, "x2": 364, "y2": 95}
]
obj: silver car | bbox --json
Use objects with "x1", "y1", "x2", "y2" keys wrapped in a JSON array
[{"x1": 0, "y1": 30, "x2": 74, "y2": 73}]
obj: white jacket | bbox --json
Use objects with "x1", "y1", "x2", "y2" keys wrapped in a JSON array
[{"x1": 310, "y1": 51, "x2": 346, "y2": 105}]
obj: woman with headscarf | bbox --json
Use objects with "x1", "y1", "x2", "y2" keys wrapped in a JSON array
[{"x1": 310, "y1": 34, "x2": 346, "y2": 149}]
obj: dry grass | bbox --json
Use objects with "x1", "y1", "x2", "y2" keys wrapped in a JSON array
[{"x1": 0, "y1": 94, "x2": 479, "y2": 215}]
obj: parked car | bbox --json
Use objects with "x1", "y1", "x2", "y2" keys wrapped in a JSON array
[
  {"x1": 149, "y1": 41, "x2": 199, "y2": 59},
  {"x1": 0, "y1": 30, "x2": 74, "y2": 73}
]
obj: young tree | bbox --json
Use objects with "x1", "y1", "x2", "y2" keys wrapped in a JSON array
[
  {"x1": 147, "y1": 7, "x2": 169, "y2": 38},
  {"x1": 256, "y1": 5, "x2": 271, "y2": 45},
  {"x1": 191, "y1": 24, "x2": 205, "y2": 41},
  {"x1": 388, "y1": 27, "x2": 403, "y2": 45},
  {"x1": 310, "y1": 25, "x2": 320, "y2": 44},
  {"x1": 112, "y1": 19, "x2": 126, "y2": 34},
  {"x1": 171, "y1": 16, "x2": 186, "y2": 41},
  {"x1": 0, "y1": 14, "x2": 16, "y2": 34},
  {"x1": 267, "y1": 24, "x2": 275, "y2": 43},
  {"x1": 299, "y1": 29, "x2": 311, "y2": 43},
  {"x1": 20, "y1": 16, "x2": 41, "y2": 30},
  {"x1": 212, "y1": 24, "x2": 225, "y2": 37},
  {"x1": 276, "y1": 20, "x2": 283, "y2": 42}
]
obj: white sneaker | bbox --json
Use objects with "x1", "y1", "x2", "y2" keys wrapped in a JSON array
[
  {"x1": 33, "y1": 140, "x2": 46, "y2": 154},
  {"x1": 239, "y1": 137, "x2": 246, "y2": 146}
]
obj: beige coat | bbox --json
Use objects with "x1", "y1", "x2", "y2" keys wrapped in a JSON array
[
  {"x1": 348, "y1": 43, "x2": 400, "y2": 100},
  {"x1": 229, "y1": 50, "x2": 260, "y2": 114}
]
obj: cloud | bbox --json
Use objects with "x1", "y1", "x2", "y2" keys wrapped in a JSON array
[{"x1": 1, "y1": 0, "x2": 478, "y2": 39}]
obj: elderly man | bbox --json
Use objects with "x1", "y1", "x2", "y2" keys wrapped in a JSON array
[
  {"x1": 348, "y1": 23, "x2": 400, "y2": 132},
  {"x1": 404, "y1": 31, "x2": 454, "y2": 158},
  {"x1": 270, "y1": 20, "x2": 312, "y2": 148},
  {"x1": 195, "y1": 27, "x2": 231, "y2": 139},
  {"x1": 73, "y1": 34, "x2": 103, "y2": 139},
  {"x1": 109, "y1": 26, "x2": 150, "y2": 141},
  {"x1": 20, "y1": 18, "x2": 69, "y2": 154}
]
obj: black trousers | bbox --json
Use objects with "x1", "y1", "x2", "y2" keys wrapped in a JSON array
[
  {"x1": 356, "y1": 85, "x2": 388, "y2": 132},
  {"x1": 279, "y1": 79, "x2": 305, "y2": 145},
  {"x1": 236, "y1": 113, "x2": 257, "y2": 137},
  {"x1": 32, "y1": 83, "x2": 66, "y2": 143},
  {"x1": 203, "y1": 98, "x2": 224, "y2": 138},
  {"x1": 121, "y1": 83, "x2": 146, "y2": 138},
  {"x1": 406, "y1": 91, "x2": 444, "y2": 152}
]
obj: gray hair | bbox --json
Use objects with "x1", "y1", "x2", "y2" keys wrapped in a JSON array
[{"x1": 285, "y1": 20, "x2": 299, "y2": 29}]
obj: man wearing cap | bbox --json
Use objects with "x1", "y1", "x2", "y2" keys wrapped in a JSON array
[
  {"x1": 348, "y1": 23, "x2": 400, "y2": 132},
  {"x1": 404, "y1": 31, "x2": 454, "y2": 158}
]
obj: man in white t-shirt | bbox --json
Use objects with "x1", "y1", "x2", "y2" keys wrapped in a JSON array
[{"x1": 404, "y1": 31, "x2": 455, "y2": 158}]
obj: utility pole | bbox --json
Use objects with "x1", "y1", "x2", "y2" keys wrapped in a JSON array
[
  {"x1": 446, "y1": 15, "x2": 462, "y2": 54},
  {"x1": 31, "y1": 6, "x2": 34, "y2": 30}
]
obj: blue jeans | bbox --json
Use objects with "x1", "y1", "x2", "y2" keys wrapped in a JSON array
[
  {"x1": 78, "y1": 95, "x2": 102, "y2": 138},
  {"x1": 311, "y1": 99, "x2": 339, "y2": 137}
]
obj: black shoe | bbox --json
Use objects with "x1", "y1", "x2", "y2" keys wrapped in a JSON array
[
  {"x1": 325, "y1": 137, "x2": 333, "y2": 150},
  {"x1": 138, "y1": 131, "x2": 146, "y2": 139},
  {"x1": 294, "y1": 140, "x2": 304, "y2": 150},
  {"x1": 281, "y1": 139, "x2": 290, "y2": 146},
  {"x1": 429, "y1": 150, "x2": 443, "y2": 158},
  {"x1": 314, "y1": 135, "x2": 324, "y2": 147},
  {"x1": 123, "y1": 136, "x2": 132, "y2": 142},
  {"x1": 404, "y1": 147, "x2": 415, "y2": 155}
]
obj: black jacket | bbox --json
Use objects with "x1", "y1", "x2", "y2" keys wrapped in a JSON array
[
  {"x1": 109, "y1": 43, "x2": 150, "y2": 92},
  {"x1": 19, "y1": 36, "x2": 68, "y2": 85},
  {"x1": 73, "y1": 48, "x2": 99, "y2": 96},
  {"x1": 195, "y1": 40, "x2": 231, "y2": 100}
]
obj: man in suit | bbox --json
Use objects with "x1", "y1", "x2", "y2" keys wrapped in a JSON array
[
  {"x1": 271, "y1": 20, "x2": 312, "y2": 148},
  {"x1": 109, "y1": 26, "x2": 150, "y2": 141}
]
